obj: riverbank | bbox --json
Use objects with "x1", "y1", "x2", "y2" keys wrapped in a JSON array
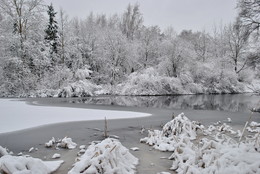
[{"x1": 1, "y1": 98, "x2": 260, "y2": 173}]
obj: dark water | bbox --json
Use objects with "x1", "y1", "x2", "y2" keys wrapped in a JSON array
[{"x1": 59, "y1": 94, "x2": 260, "y2": 113}]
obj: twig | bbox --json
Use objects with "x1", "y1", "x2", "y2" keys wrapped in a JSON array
[
  {"x1": 239, "y1": 111, "x2": 253, "y2": 143},
  {"x1": 110, "y1": 145, "x2": 117, "y2": 152},
  {"x1": 104, "y1": 117, "x2": 108, "y2": 138}
]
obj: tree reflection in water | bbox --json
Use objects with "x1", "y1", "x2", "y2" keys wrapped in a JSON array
[{"x1": 68, "y1": 94, "x2": 260, "y2": 112}]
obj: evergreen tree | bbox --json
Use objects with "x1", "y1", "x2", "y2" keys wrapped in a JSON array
[{"x1": 45, "y1": 4, "x2": 59, "y2": 55}]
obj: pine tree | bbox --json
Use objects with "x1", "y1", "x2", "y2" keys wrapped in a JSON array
[{"x1": 45, "y1": 4, "x2": 59, "y2": 55}]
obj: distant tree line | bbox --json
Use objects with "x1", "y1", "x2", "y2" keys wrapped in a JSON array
[{"x1": 0, "y1": 0, "x2": 259, "y2": 96}]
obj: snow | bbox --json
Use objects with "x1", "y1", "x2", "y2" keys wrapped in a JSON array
[
  {"x1": 44, "y1": 137, "x2": 77, "y2": 149},
  {"x1": 130, "y1": 147, "x2": 139, "y2": 151},
  {"x1": 45, "y1": 137, "x2": 56, "y2": 148},
  {"x1": 28, "y1": 147, "x2": 34, "y2": 153},
  {"x1": 52, "y1": 153, "x2": 61, "y2": 159},
  {"x1": 140, "y1": 113, "x2": 203, "y2": 151},
  {"x1": 141, "y1": 113, "x2": 260, "y2": 174},
  {"x1": 57, "y1": 137, "x2": 77, "y2": 149},
  {"x1": 68, "y1": 138, "x2": 138, "y2": 174},
  {"x1": 0, "y1": 99, "x2": 151, "y2": 133},
  {"x1": 0, "y1": 146, "x2": 8, "y2": 157},
  {"x1": 0, "y1": 155, "x2": 63, "y2": 174},
  {"x1": 79, "y1": 145, "x2": 86, "y2": 149}
]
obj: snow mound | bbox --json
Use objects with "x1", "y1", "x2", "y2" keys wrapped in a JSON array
[
  {"x1": 69, "y1": 138, "x2": 138, "y2": 174},
  {"x1": 140, "y1": 113, "x2": 203, "y2": 151},
  {"x1": 0, "y1": 155, "x2": 63, "y2": 174}
]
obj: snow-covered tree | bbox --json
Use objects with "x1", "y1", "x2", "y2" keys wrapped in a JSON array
[
  {"x1": 120, "y1": 3, "x2": 143, "y2": 40},
  {"x1": 45, "y1": 3, "x2": 59, "y2": 56},
  {"x1": 238, "y1": 0, "x2": 260, "y2": 35},
  {"x1": 0, "y1": 0, "x2": 44, "y2": 48},
  {"x1": 138, "y1": 26, "x2": 161, "y2": 68}
]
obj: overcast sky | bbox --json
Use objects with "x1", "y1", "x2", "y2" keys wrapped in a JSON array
[{"x1": 44, "y1": 0, "x2": 238, "y2": 34}]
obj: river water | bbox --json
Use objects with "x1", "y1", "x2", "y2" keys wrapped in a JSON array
[{"x1": 57, "y1": 93, "x2": 260, "y2": 113}]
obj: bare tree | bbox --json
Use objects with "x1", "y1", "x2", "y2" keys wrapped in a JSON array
[
  {"x1": 238, "y1": 0, "x2": 260, "y2": 35},
  {"x1": 225, "y1": 20, "x2": 250, "y2": 74}
]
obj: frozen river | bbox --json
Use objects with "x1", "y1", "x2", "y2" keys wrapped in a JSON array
[{"x1": 0, "y1": 94, "x2": 259, "y2": 134}]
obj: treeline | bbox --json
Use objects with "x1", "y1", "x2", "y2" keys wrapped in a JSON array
[{"x1": 0, "y1": 0, "x2": 259, "y2": 97}]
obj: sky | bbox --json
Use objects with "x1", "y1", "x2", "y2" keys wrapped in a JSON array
[{"x1": 44, "y1": 0, "x2": 238, "y2": 34}]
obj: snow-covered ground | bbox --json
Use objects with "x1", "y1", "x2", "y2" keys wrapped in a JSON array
[{"x1": 0, "y1": 99, "x2": 151, "y2": 134}]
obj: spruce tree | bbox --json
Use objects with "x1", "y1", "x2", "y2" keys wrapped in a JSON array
[{"x1": 45, "y1": 4, "x2": 59, "y2": 55}]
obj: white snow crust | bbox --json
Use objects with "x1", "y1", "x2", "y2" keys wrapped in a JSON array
[{"x1": 0, "y1": 99, "x2": 150, "y2": 133}]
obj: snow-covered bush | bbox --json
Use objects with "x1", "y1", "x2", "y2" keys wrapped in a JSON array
[
  {"x1": 141, "y1": 113, "x2": 260, "y2": 174},
  {"x1": 75, "y1": 65, "x2": 92, "y2": 80},
  {"x1": 39, "y1": 66, "x2": 73, "y2": 90},
  {"x1": 0, "y1": 146, "x2": 9, "y2": 157},
  {"x1": 58, "y1": 80, "x2": 98, "y2": 97},
  {"x1": 140, "y1": 113, "x2": 203, "y2": 151},
  {"x1": 115, "y1": 67, "x2": 185, "y2": 95},
  {"x1": 69, "y1": 138, "x2": 138, "y2": 174},
  {"x1": 169, "y1": 136, "x2": 260, "y2": 174},
  {"x1": 1, "y1": 57, "x2": 38, "y2": 97}
]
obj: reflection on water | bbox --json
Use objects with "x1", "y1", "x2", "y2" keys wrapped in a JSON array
[{"x1": 66, "y1": 94, "x2": 260, "y2": 112}]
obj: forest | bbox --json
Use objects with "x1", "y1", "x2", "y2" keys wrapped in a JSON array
[{"x1": 0, "y1": 0, "x2": 259, "y2": 97}]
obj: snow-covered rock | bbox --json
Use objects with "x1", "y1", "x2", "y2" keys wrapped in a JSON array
[
  {"x1": 130, "y1": 147, "x2": 139, "y2": 151},
  {"x1": 57, "y1": 137, "x2": 77, "y2": 149},
  {"x1": 0, "y1": 155, "x2": 63, "y2": 174},
  {"x1": 45, "y1": 137, "x2": 55, "y2": 148},
  {"x1": 68, "y1": 138, "x2": 138, "y2": 174},
  {"x1": 52, "y1": 153, "x2": 61, "y2": 159}
]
